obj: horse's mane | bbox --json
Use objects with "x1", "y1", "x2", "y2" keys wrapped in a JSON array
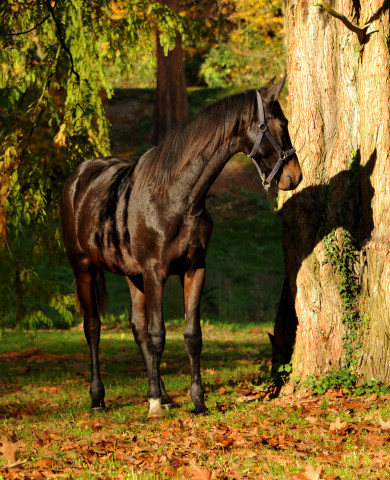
[{"x1": 134, "y1": 89, "x2": 258, "y2": 194}]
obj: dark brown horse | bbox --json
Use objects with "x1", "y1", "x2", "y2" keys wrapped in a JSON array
[{"x1": 61, "y1": 76, "x2": 302, "y2": 418}]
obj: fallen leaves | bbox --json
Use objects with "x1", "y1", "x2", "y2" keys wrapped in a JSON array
[
  {"x1": 0, "y1": 348, "x2": 63, "y2": 364},
  {"x1": 329, "y1": 416, "x2": 348, "y2": 432},
  {"x1": 364, "y1": 433, "x2": 389, "y2": 448},
  {"x1": 379, "y1": 416, "x2": 390, "y2": 430},
  {"x1": 0, "y1": 435, "x2": 26, "y2": 468},
  {"x1": 185, "y1": 461, "x2": 213, "y2": 480},
  {"x1": 292, "y1": 464, "x2": 322, "y2": 480},
  {"x1": 1, "y1": 330, "x2": 390, "y2": 480},
  {"x1": 0, "y1": 395, "x2": 389, "y2": 480}
]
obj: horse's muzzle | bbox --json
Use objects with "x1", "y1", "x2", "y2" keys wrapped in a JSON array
[{"x1": 278, "y1": 158, "x2": 302, "y2": 191}]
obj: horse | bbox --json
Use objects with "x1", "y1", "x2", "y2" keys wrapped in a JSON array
[{"x1": 61, "y1": 76, "x2": 302, "y2": 419}]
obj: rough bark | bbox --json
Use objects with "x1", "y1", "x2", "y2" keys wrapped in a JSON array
[
  {"x1": 276, "y1": 0, "x2": 390, "y2": 382},
  {"x1": 149, "y1": 0, "x2": 189, "y2": 145}
]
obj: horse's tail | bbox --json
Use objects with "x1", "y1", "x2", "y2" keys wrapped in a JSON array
[{"x1": 92, "y1": 267, "x2": 108, "y2": 319}]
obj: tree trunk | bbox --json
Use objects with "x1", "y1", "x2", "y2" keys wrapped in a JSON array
[
  {"x1": 149, "y1": 0, "x2": 189, "y2": 145},
  {"x1": 275, "y1": 0, "x2": 390, "y2": 383}
]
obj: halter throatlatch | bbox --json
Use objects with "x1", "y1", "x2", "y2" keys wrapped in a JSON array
[{"x1": 247, "y1": 90, "x2": 296, "y2": 191}]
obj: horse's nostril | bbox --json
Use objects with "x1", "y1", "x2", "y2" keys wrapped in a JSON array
[{"x1": 297, "y1": 172, "x2": 303, "y2": 185}]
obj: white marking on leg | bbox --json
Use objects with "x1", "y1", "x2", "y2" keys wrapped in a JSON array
[{"x1": 148, "y1": 398, "x2": 164, "y2": 419}]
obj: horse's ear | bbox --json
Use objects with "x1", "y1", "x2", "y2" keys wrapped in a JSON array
[
  {"x1": 264, "y1": 77, "x2": 276, "y2": 88},
  {"x1": 263, "y1": 75, "x2": 286, "y2": 102}
]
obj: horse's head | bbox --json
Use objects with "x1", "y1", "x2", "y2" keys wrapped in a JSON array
[{"x1": 245, "y1": 76, "x2": 302, "y2": 191}]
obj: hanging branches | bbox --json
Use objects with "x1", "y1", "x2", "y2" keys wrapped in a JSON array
[
  {"x1": 0, "y1": 0, "x2": 190, "y2": 330},
  {"x1": 6, "y1": 14, "x2": 50, "y2": 36},
  {"x1": 45, "y1": 0, "x2": 80, "y2": 82}
]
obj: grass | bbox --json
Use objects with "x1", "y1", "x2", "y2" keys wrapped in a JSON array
[{"x1": 1, "y1": 326, "x2": 390, "y2": 479}]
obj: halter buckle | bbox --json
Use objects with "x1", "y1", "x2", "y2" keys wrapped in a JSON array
[{"x1": 262, "y1": 178, "x2": 271, "y2": 191}]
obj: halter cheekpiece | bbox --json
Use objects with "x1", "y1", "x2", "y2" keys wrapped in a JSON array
[{"x1": 247, "y1": 90, "x2": 296, "y2": 191}]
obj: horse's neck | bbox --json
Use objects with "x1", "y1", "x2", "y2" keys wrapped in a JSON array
[{"x1": 172, "y1": 136, "x2": 243, "y2": 215}]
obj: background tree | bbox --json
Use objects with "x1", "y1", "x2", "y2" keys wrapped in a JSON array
[
  {"x1": 118, "y1": 0, "x2": 286, "y2": 90},
  {"x1": 149, "y1": 0, "x2": 189, "y2": 145},
  {"x1": 274, "y1": 0, "x2": 390, "y2": 383},
  {"x1": 0, "y1": 0, "x2": 188, "y2": 329}
]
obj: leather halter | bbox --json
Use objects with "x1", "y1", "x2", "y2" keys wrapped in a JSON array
[{"x1": 247, "y1": 90, "x2": 296, "y2": 191}]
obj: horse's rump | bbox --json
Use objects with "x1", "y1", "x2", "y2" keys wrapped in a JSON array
[{"x1": 61, "y1": 156, "x2": 139, "y2": 316}]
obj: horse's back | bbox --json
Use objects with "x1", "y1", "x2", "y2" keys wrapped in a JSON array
[{"x1": 62, "y1": 157, "x2": 136, "y2": 207}]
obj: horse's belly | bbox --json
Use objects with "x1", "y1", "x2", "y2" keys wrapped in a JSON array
[{"x1": 85, "y1": 244, "x2": 142, "y2": 277}]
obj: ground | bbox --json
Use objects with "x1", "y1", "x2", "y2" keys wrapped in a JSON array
[{"x1": 0, "y1": 327, "x2": 389, "y2": 479}]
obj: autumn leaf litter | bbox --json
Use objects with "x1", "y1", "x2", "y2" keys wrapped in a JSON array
[{"x1": 1, "y1": 331, "x2": 390, "y2": 479}]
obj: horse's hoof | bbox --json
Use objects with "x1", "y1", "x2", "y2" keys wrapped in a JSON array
[
  {"x1": 91, "y1": 406, "x2": 108, "y2": 413},
  {"x1": 148, "y1": 398, "x2": 164, "y2": 419},
  {"x1": 147, "y1": 412, "x2": 164, "y2": 421},
  {"x1": 191, "y1": 406, "x2": 209, "y2": 415},
  {"x1": 91, "y1": 401, "x2": 107, "y2": 412}
]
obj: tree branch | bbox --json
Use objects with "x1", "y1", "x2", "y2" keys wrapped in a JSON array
[
  {"x1": 45, "y1": 0, "x2": 80, "y2": 83},
  {"x1": 7, "y1": 15, "x2": 50, "y2": 36},
  {"x1": 312, "y1": 0, "x2": 370, "y2": 44}
]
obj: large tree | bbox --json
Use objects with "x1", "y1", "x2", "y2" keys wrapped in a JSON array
[{"x1": 273, "y1": 0, "x2": 390, "y2": 384}]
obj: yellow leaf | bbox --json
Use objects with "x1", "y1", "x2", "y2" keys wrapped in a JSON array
[
  {"x1": 54, "y1": 124, "x2": 66, "y2": 147},
  {"x1": 329, "y1": 416, "x2": 348, "y2": 432},
  {"x1": 379, "y1": 417, "x2": 390, "y2": 430}
]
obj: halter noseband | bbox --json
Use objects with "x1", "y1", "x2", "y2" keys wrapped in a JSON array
[{"x1": 247, "y1": 90, "x2": 296, "y2": 191}]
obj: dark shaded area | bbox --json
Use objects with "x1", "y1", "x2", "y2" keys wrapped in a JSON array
[
  {"x1": 366, "y1": 0, "x2": 390, "y2": 24},
  {"x1": 271, "y1": 150, "x2": 376, "y2": 366},
  {"x1": 94, "y1": 159, "x2": 137, "y2": 266}
]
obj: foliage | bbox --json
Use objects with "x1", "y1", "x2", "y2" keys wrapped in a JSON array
[
  {"x1": 323, "y1": 227, "x2": 362, "y2": 370},
  {"x1": 305, "y1": 368, "x2": 389, "y2": 397},
  {"x1": 105, "y1": 33, "x2": 157, "y2": 89},
  {"x1": 180, "y1": 0, "x2": 237, "y2": 85},
  {"x1": 122, "y1": 0, "x2": 287, "y2": 88},
  {"x1": 0, "y1": 0, "x2": 189, "y2": 330},
  {"x1": 196, "y1": 0, "x2": 285, "y2": 87},
  {"x1": 272, "y1": 354, "x2": 293, "y2": 385}
]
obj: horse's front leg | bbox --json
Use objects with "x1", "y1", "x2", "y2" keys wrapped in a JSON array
[
  {"x1": 182, "y1": 267, "x2": 208, "y2": 414},
  {"x1": 143, "y1": 270, "x2": 166, "y2": 419}
]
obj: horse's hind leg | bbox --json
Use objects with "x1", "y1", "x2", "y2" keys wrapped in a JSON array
[
  {"x1": 75, "y1": 263, "x2": 106, "y2": 409},
  {"x1": 182, "y1": 267, "x2": 208, "y2": 414},
  {"x1": 127, "y1": 277, "x2": 173, "y2": 415}
]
